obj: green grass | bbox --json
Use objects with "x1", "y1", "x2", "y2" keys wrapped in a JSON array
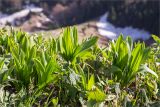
[{"x1": 0, "y1": 27, "x2": 159, "y2": 107}]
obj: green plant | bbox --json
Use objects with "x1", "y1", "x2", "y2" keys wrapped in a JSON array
[
  {"x1": 34, "y1": 51, "x2": 60, "y2": 88},
  {"x1": 57, "y1": 27, "x2": 98, "y2": 64},
  {"x1": 148, "y1": 35, "x2": 160, "y2": 100},
  {"x1": 9, "y1": 35, "x2": 36, "y2": 90},
  {"x1": 109, "y1": 35, "x2": 158, "y2": 87},
  {"x1": 77, "y1": 65, "x2": 106, "y2": 106},
  {"x1": 0, "y1": 27, "x2": 159, "y2": 106}
]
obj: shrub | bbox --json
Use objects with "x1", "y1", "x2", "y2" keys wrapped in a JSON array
[{"x1": 0, "y1": 27, "x2": 159, "y2": 106}]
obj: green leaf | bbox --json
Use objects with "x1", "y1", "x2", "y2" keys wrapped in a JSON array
[
  {"x1": 72, "y1": 27, "x2": 78, "y2": 46},
  {"x1": 77, "y1": 65, "x2": 87, "y2": 90},
  {"x1": 80, "y1": 36, "x2": 98, "y2": 53},
  {"x1": 57, "y1": 27, "x2": 98, "y2": 63},
  {"x1": 88, "y1": 75, "x2": 95, "y2": 90},
  {"x1": 52, "y1": 97, "x2": 58, "y2": 106},
  {"x1": 152, "y1": 35, "x2": 160, "y2": 44},
  {"x1": 87, "y1": 87, "x2": 106, "y2": 102},
  {"x1": 33, "y1": 58, "x2": 45, "y2": 80},
  {"x1": 110, "y1": 65, "x2": 122, "y2": 81},
  {"x1": 139, "y1": 65, "x2": 158, "y2": 78},
  {"x1": 0, "y1": 59, "x2": 4, "y2": 70},
  {"x1": 28, "y1": 46, "x2": 36, "y2": 63}
]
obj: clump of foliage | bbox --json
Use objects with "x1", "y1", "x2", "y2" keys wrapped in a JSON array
[{"x1": 0, "y1": 27, "x2": 159, "y2": 106}]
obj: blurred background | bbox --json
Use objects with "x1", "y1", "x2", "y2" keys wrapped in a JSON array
[{"x1": 0, "y1": 0, "x2": 159, "y2": 44}]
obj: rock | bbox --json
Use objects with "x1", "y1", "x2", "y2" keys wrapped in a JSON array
[
  {"x1": 0, "y1": 7, "x2": 43, "y2": 26},
  {"x1": 20, "y1": 13, "x2": 54, "y2": 32}
]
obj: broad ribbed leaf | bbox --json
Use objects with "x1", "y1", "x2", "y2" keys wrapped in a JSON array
[
  {"x1": 57, "y1": 27, "x2": 98, "y2": 63},
  {"x1": 0, "y1": 59, "x2": 4, "y2": 70},
  {"x1": 88, "y1": 75, "x2": 95, "y2": 90},
  {"x1": 33, "y1": 58, "x2": 45, "y2": 84},
  {"x1": 28, "y1": 46, "x2": 36, "y2": 63},
  {"x1": 72, "y1": 27, "x2": 78, "y2": 46},
  {"x1": 139, "y1": 65, "x2": 158, "y2": 78},
  {"x1": 87, "y1": 87, "x2": 106, "y2": 102},
  {"x1": 115, "y1": 35, "x2": 123, "y2": 52},
  {"x1": 34, "y1": 59, "x2": 45, "y2": 73},
  {"x1": 110, "y1": 65, "x2": 122, "y2": 81},
  {"x1": 77, "y1": 65, "x2": 87, "y2": 89},
  {"x1": 152, "y1": 35, "x2": 160, "y2": 44},
  {"x1": 80, "y1": 37, "x2": 98, "y2": 53}
]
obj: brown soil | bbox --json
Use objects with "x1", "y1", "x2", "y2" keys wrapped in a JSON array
[{"x1": 34, "y1": 19, "x2": 109, "y2": 47}]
